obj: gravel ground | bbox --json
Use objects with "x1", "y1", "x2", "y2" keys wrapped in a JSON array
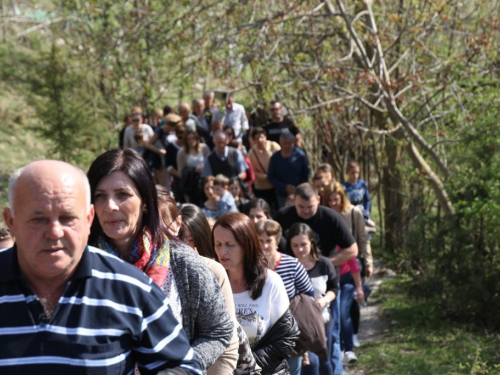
[{"x1": 342, "y1": 261, "x2": 395, "y2": 375}]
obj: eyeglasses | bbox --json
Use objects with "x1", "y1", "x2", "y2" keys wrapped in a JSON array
[{"x1": 132, "y1": 118, "x2": 140, "y2": 122}]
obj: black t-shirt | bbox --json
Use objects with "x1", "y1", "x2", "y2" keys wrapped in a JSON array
[
  {"x1": 264, "y1": 118, "x2": 299, "y2": 144},
  {"x1": 274, "y1": 205, "x2": 355, "y2": 257},
  {"x1": 307, "y1": 255, "x2": 339, "y2": 297}
]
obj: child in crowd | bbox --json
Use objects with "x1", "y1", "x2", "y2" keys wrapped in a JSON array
[
  {"x1": 228, "y1": 178, "x2": 249, "y2": 212},
  {"x1": 0, "y1": 228, "x2": 14, "y2": 250},
  {"x1": 342, "y1": 161, "x2": 371, "y2": 221},
  {"x1": 213, "y1": 174, "x2": 239, "y2": 215}
]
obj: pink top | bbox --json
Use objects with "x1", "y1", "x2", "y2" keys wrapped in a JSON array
[{"x1": 336, "y1": 246, "x2": 360, "y2": 277}]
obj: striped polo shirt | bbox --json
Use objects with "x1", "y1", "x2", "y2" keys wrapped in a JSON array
[
  {"x1": 273, "y1": 253, "x2": 315, "y2": 300},
  {"x1": 0, "y1": 245, "x2": 202, "y2": 375}
]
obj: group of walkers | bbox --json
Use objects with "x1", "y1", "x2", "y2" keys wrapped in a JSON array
[{"x1": 0, "y1": 92, "x2": 375, "y2": 375}]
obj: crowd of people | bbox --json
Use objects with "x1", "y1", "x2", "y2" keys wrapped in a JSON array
[{"x1": 0, "y1": 92, "x2": 375, "y2": 375}]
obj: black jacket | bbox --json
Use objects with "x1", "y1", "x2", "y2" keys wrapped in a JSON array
[{"x1": 253, "y1": 308, "x2": 300, "y2": 375}]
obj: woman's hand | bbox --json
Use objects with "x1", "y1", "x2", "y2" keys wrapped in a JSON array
[
  {"x1": 354, "y1": 288, "x2": 364, "y2": 302},
  {"x1": 316, "y1": 297, "x2": 327, "y2": 309},
  {"x1": 195, "y1": 165, "x2": 204, "y2": 173}
]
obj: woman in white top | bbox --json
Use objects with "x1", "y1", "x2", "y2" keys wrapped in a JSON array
[
  {"x1": 211, "y1": 212, "x2": 299, "y2": 374},
  {"x1": 177, "y1": 129, "x2": 210, "y2": 174}
]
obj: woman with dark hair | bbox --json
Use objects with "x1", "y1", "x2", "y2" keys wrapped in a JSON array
[
  {"x1": 245, "y1": 198, "x2": 272, "y2": 224},
  {"x1": 87, "y1": 148, "x2": 234, "y2": 372},
  {"x1": 177, "y1": 129, "x2": 210, "y2": 204},
  {"x1": 229, "y1": 178, "x2": 249, "y2": 212},
  {"x1": 178, "y1": 204, "x2": 260, "y2": 375},
  {"x1": 211, "y1": 212, "x2": 299, "y2": 375},
  {"x1": 287, "y1": 223, "x2": 339, "y2": 375}
]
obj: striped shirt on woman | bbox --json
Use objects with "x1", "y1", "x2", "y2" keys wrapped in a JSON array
[{"x1": 273, "y1": 252, "x2": 315, "y2": 300}]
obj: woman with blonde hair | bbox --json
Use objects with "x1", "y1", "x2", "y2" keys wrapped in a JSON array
[{"x1": 321, "y1": 182, "x2": 368, "y2": 362}]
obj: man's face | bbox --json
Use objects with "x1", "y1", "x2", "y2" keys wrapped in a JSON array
[
  {"x1": 214, "y1": 134, "x2": 227, "y2": 154},
  {"x1": 4, "y1": 168, "x2": 94, "y2": 284},
  {"x1": 280, "y1": 137, "x2": 295, "y2": 154},
  {"x1": 203, "y1": 93, "x2": 214, "y2": 107},
  {"x1": 269, "y1": 103, "x2": 282, "y2": 121},
  {"x1": 131, "y1": 114, "x2": 142, "y2": 126},
  {"x1": 313, "y1": 172, "x2": 333, "y2": 195},
  {"x1": 294, "y1": 195, "x2": 320, "y2": 220}
]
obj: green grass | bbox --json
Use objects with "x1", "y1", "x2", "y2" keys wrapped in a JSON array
[{"x1": 348, "y1": 275, "x2": 500, "y2": 374}]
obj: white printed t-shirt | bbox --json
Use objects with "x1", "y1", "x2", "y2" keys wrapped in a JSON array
[{"x1": 233, "y1": 269, "x2": 289, "y2": 347}]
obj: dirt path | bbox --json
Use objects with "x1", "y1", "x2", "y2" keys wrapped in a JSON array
[{"x1": 342, "y1": 261, "x2": 395, "y2": 375}]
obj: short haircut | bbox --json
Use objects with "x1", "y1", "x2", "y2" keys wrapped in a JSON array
[
  {"x1": 131, "y1": 106, "x2": 143, "y2": 114},
  {"x1": 279, "y1": 131, "x2": 295, "y2": 142},
  {"x1": 213, "y1": 130, "x2": 228, "y2": 141},
  {"x1": 269, "y1": 100, "x2": 280, "y2": 106},
  {"x1": 9, "y1": 164, "x2": 91, "y2": 217},
  {"x1": 295, "y1": 183, "x2": 319, "y2": 200},
  {"x1": 214, "y1": 174, "x2": 230, "y2": 187},
  {"x1": 314, "y1": 163, "x2": 334, "y2": 180},
  {"x1": 203, "y1": 90, "x2": 214, "y2": 97},
  {"x1": 255, "y1": 219, "x2": 282, "y2": 243},
  {"x1": 252, "y1": 127, "x2": 266, "y2": 139},
  {"x1": 347, "y1": 161, "x2": 360, "y2": 171},
  {"x1": 222, "y1": 92, "x2": 234, "y2": 100},
  {"x1": 286, "y1": 223, "x2": 320, "y2": 261}
]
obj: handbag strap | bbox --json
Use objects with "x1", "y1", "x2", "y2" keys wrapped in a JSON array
[{"x1": 252, "y1": 149, "x2": 267, "y2": 174}]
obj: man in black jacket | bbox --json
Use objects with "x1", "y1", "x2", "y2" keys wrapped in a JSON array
[{"x1": 201, "y1": 130, "x2": 248, "y2": 179}]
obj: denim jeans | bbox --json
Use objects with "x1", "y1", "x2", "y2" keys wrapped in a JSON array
[
  {"x1": 329, "y1": 289, "x2": 343, "y2": 375},
  {"x1": 287, "y1": 355, "x2": 302, "y2": 375},
  {"x1": 301, "y1": 318, "x2": 334, "y2": 375},
  {"x1": 340, "y1": 273, "x2": 355, "y2": 352}
]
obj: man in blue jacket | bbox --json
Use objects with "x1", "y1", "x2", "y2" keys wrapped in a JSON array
[{"x1": 268, "y1": 132, "x2": 310, "y2": 208}]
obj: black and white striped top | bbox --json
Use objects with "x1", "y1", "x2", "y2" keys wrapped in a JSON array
[
  {"x1": 273, "y1": 253, "x2": 315, "y2": 300},
  {"x1": 0, "y1": 245, "x2": 201, "y2": 375}
]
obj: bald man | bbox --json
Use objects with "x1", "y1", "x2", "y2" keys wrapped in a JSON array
[{"x1": 1, "y1": 160, "x2": 201, "y2": 375}]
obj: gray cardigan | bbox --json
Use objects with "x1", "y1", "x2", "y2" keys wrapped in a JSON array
[{"x1": 169, "y1": 241, "x2": 234, "y2": 369}]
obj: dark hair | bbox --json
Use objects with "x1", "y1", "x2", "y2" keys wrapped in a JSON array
[
  {"x1": 179, "y1": 204, "x2": 213, "y2": 257},
  {"x1": 347, "y1": 161, "x2": 360, "y2": 171},
  {"x1": 212, "y1": 213, "x2": 267, "y2": 300},
  {"x1": 295, "y1": 183, "x2": 319, "y2": 200},
  {"x1": 229, "y1": 178, "x2": 244, "y2": 199},
  {"x1": 245, "y1": 198, "x2": 272, "y2": 218},
  {"x1": 163, "y1": 104, "x2": 173, "y2": 114},
  {"x1": 252, "y1": 127, "x2": 266, "y2": 139},
  {"x1": 223, "y1": 125, "x2": 235, "y2": 137},
  {"x1": 155, "y1": 185, "x2": 179, "y2": 226},
  {"x1": 87, "y1": 148, "x2": 164, "y2": 246},
  {"x1": 183, "y1": 129, "x2": 201, "y2": 153},
  {"x1": 286, "y1": 223, "x2": 319, "y2": 261}
]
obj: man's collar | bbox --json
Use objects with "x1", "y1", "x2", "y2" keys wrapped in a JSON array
[
  {"x1": 0, "y1": 245, "x2": 93, "y2": 283},
  {"x1": 215, "y1": 147, "x2": 228, "y2": 158}
]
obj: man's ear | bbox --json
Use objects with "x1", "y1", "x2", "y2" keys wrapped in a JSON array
[
  {"x1": 87, "y1": 204, "x2": 95, "y2": 229},
  {"x1": 3, "y1": 207, "x2": 14, "y2": 232}
]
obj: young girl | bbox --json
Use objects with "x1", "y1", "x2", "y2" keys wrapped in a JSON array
[{"x1": 229, "y1": 178, "x2": 249, "y2": 212}]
